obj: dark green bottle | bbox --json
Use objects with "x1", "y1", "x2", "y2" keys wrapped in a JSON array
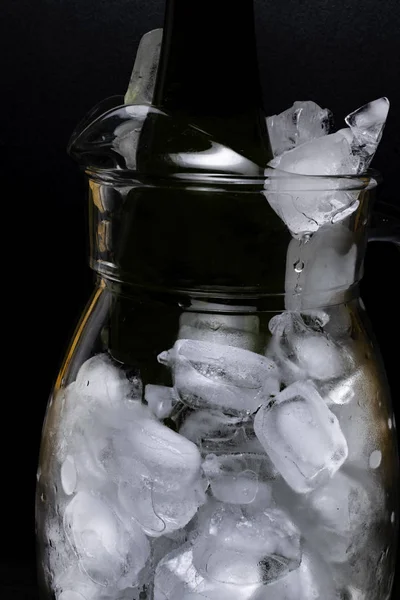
[
  {"x1": 116, "y1": 0, "x2": 285, "y2": 290},
  {"x1": 151, "y1": 0, "x2": 272, "y2": 169},
  {"x1": 110, "y1": 0, "x2": 287, "y2": 366}
]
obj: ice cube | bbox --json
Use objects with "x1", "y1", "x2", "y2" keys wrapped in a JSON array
[
  {"x1": 267, "y1": 311, "x2": 349, "y2": 384},
  {"x1": 269, "y1": 129, "x2": 360, "y2": 175},
  {"x1": 114, "y1": 456, "x2": 166, "y2": 536},
  {"x1": 58, "y1": 402, "x2": 110, "y2": 491},
  {"x1": 179, "y1": 409, "x2": 264, "y2": 455},
  {"x1": 107, "y1": 403, "x2": 205, "y2": 535},
  {"x1": 124, "y1": 29, "x2": 163, "y2": 105},
  {"x1": 269, "y1": 96, "x2": 390, "y2": 177},
  {"x1": 154, "y1": 544, "x2": 204, "y2": 600},
  {"x1": 60, "y1": 392, "x2": 135, "y2": 492},
  {"x1": 254, "y1": 380, "x2": 348, "y2": 493},
  {"x1": 145, "y1": 384, "x2": 178, "y2": 419},
  {"x1": 122, "y1": 402, "x2": 202, "y2": 491},
  {"x1": 55, "y1": 566, "x2": 102, "y2": 600},
  {"x1": 284, "y1": 224, "x2": 357, "y2": 309},
  {"x1": 158, "y1": 340, "x2": 280, "y2": 415},
  {"x1": 268, "y1": 310, "x2": 329, "y2": 337},
  {"x1": 179, "y1": 410, "x2": 243, "y2": 445},
  {"x1": 290, "y1": 335, "x2": 346, "y2": 381},
  {"x1": 265, "y1": 99, "x2": 389, "y2": 236},
  {"x1": 250, "y1": 545, "x2": 337, "y2": 600},
  {"x1": 192, "y1": 504, "x2": 301, "y2": 586},
  {"x1": 61, "y1": 455, "x2": 78, "y2": 496},
  {"x1": 263, "y1": 170, "x2": 360, "y2": 237},
  {"x1": 320, "y1": 367, "x2": 365, "y2": 406},
  {"x1": 295, "y1": 471, "x2": 371, "y2": 563},
  {"x1": 345, "y1": 97, "x2": 389, "y2": 171},
  {"x1": 178, "y1": 312, "x2": 261, "y2": 352},
  {"x1": 58, "y1": 374, "x2": 144, "y2": 491},
  {"x1": 112, "y1": 104, "x2": 153, "y2": 170},
  {"x1": 154, "y1": 543, "x2": 260, "y2": 600},
  {"x1": 262, "y1": 112, "x2": 375, "y2": 237},
  {"x1": 118, "y1": 473, "x2": 205, "y2": 540},
  {"x1": 267, "y1": 101, "x2": 333, "y2": 157},
  {"x1": 201, "y1": 420, "x2": 266, "y2": 455},
  {"x1": 55, "y1": 565, "x2": 129, "y2": 600},
  {"x1": 58, "y1": 593, "x2": 85, "y2": 600},
  {"x1": 75, "y1": 354, "x2": 133, "y2": 407},
  {"x1": 63, "y1": 491, "x2": 150, "y2": 587},
  {"x1": 202, "y1": 453, "x2": 275, "y2": 506},
  {"x1": 152, "y1": 479, "x2": 207, "y2": 536}
]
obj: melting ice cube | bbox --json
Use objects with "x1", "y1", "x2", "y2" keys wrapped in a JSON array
[
  {"x1": 145, "y1": 384, "x2": 178, "y2": 419},
  {"x1": 112, "y1": 104, "x2": 152, "y2": 170},
  {"x1": 264, "y1": 98, "x2": 388, "y2": 237},
  {"x1": 154, "y1": 544, "x2": 259, "y2": 600},
  {"x1": 152, "y1": 480, "x2": 207, "y2": 536},
  {"x1": 250, "y1": 545, "x2": 337, "y2": 600},
  {"x1": 192, "y1": 503, "x2": 301, "y2": 586},
  {"x1": 154, "y1": 544, "x2": 204, "y2": 600},
  {"x1": 269, "y1": 98, "x2": 389, "y2": 176},
  {"x1": 122, "y1": 402, "x2": 202, "y2": 491},
  {"x1": 63, "y1": 491, "x2": 150, "y2": 587},
  {"x1": 179, "y1": 409, "x2": 264, "y2": 455},
  {"x1": 113, "y1": 456, "x2": 166, "y2": 536},
  {"x1": 158, "y1": 340, "x2": 280, "y2": 415},
  {"x1": 345, "y1": 97, "x2": 390, "y2": 171},
  {"x1": 114, "y1": 454, "x2": 206, "y2": 539},
  {"x1": 113, "y1": 29, "x2": 164, "y2": 170},
  {"x1": 295, "y1": 471, "x2": 371, "y2": 563},
  {"x1": 320, "y1": 367, "x2": 366, "y2": 406},
  {"x1": 269, "y1": 129, "x2": 359, "y2": 175},
  {"x1": 75, "y1": 354, "x2": 133, "y2": 407},
  {"x1": 124, "y1": 29, "x2": 163, "y2": 105},
  {"x1": 264, "y1": 174, "x2": 360, "y2": 237},
  {"x1": 267, "y1": 100, "x2": 333, "y2": 157},
  {"x1": 55, "y1": 564, "x2": 135, "y2": 600},
  {"x1": 254, "y1": 380, "x2": 348, "y2": 493},
  {"x1": 58, "y1": 388, "x2": 114, "y2": 491},
  {"x1": 202, "y1": 453, "x2": 275, "y2": 506},
  {"x1": 267, "y1": 311, "x2": 349, "y2": 384},
  {"x1": 110, "y1": 402, "x2": 205, "y2": 535},
  {"x1": 179, "y1": 409, "x2": 243, "y2": 444}
]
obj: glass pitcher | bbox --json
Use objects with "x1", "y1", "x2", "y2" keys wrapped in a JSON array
[{"x1": 36, "y1": 101, "x2": 399, "y2": 600}]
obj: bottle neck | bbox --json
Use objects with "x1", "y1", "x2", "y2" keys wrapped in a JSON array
[
  {"x1": 155, "y1": 0, "x2": 264, "y2": 115},
  {"x1": 152, "y1": 0, "x2": 271, "y2": 166}
]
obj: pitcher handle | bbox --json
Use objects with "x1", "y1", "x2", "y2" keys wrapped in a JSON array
[{"x1": 368, "y1": 201, "x2": 400, "y2": 247}]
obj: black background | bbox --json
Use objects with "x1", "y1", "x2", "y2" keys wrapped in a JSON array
[{"x1": 1, "y1": 0, "x2": 400, "y2": 596}]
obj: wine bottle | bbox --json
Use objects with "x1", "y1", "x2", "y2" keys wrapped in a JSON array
[
  {"x1": 111, "y1": 0, "x2": 286, "y2": 365},
  {"x1": 151, "y1": 0, "x2": 272, "y2": 168}
]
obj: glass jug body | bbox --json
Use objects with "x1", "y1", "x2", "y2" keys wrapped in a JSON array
[{"x1": 36, "y1": 174, "x2": 399, "y2": 600}]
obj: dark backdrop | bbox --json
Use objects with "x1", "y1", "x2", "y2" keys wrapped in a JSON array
[{"x1": 1, "y1": 0, "x2": 399, "y2": 596}]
